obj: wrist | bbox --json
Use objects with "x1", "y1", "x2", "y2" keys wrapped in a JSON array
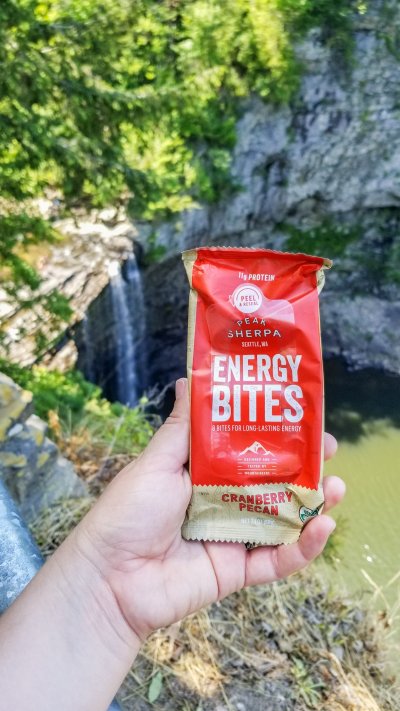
[
  {"x1": 0, "y1": 511, "x2": 142, "y2": 711},
  {"x1": 53, "y1": 523, "x2": 142, "y2": 658}
]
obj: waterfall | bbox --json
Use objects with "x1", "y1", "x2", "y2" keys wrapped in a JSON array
[
  {"x1": 124, "y1": 255, "x2": 147, "y2": 392},
  {"x1": 81, "y1": 316, "x2": 95, "y2": 383},
  {"x1": 108, "y1": 254, "x2": 146, "y2": 407}
]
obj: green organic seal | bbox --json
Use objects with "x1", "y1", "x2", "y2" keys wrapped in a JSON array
[{"x1": 299, "y1": 505, "x2": 320, "y2": 523}]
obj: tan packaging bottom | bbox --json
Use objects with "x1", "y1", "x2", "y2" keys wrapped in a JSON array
[{"x1": 182, "y1": 484, "x2": 324, "y2": 546}]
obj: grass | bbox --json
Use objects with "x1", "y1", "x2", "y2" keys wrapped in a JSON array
[
  {"x1": 47, "y1": 405, "x2": 155, "y2": 496},
  {"x1": 30, "y1": 492, "x2": 400, "y2": 711},
  {"x1": 359, "y1": 567, "x2": 400, "y2": 657},
  {"x1": 118, "y1": 574, "x2": 400, "y2": 711},
  {"x1": 0, "y1": 361, "x2": 155, "y2": 455},
  {"x1": 29, "y1": 497, "x2": 94, "y2": 558}
]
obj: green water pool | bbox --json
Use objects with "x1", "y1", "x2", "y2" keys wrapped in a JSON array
[{"x1": 323, "y1": 359, "x2": 400, "y2": 636}]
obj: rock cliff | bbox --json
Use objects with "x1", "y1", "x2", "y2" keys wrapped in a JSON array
[
  {"x1": 1, "y1": 206, "x2": 137, "y2": 368},
  {"x1": 141, "y1": 3, "x2": 400, "y2": 387}
]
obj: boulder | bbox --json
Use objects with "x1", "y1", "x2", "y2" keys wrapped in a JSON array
[{"x1": 0, "y1": 374, "x2": 88, "y2": 523}]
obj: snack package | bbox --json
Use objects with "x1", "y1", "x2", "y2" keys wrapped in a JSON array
[{"x1": 182, "y1": 247, "x2": 331, "y2": 545}]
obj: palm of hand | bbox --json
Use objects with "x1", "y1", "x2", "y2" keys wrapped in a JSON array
[
  {"x1": 81, "y1": 382, "x2": 343, "y2": 640},
  {"x1": 82, "y1": 437, "x2": 241, "y2": 639}
]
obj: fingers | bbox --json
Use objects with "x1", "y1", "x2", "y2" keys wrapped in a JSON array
[
  {"x1": 323, "y1": 475, "x2": 346, "y2": 512},
  {"x1": 245, "y1": 515, "x2": 336, "y2": 587},
  {"x1": 243, "y1": 467, "x2": 345, "y2": 587},
  {"x1": 172, "y1": 378, "x2": 190, "y2": 420},
  {"x1": 243, "y1": 444, "x2": 343, "y2": 588},
  {"x1": 141, "y1": 378, "x2": 190, "y2": 469},
  {"x1": 204, "y1": 540, "x2": 246, "y2": 599},
  {"x1": 324, "y1": 432, "x2": 337, "y2": 460}
]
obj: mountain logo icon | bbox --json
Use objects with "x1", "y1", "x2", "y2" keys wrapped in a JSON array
[{"x1": 239, "y1": 441, "x2": 276, "y2": 458}]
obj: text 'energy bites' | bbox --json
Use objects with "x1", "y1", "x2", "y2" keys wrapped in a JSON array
[{"x1": 182, "y1": 247, "x2": 331, "y2": 546}]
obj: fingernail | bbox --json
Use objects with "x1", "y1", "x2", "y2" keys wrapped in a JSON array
[
  {"x1": 175, "y1": 378, "x2": 186, "y2": 399},
  {"x1": 327, "y1": 518, "x2": 337, "y2": 534}
]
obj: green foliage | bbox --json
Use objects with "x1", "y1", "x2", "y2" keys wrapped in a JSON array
[
  {"x1": 292, "y1": 657, "x2": 324, "y2": 708},
  {"x1": 284, "y1": 219, "x2": 360, "y2": 258},
  {"x1": 143, "y1": 232, "x2": 168, "y2": 265},
  {"x1": 0, "y1": 359, "x2": 100, "y2": 420},
  {"x1": 282, "y1": 0, "x2": 361, "y2": 61},
  {"x1": 81, "y1": 396, "x2": 153, "y2": 453},
  {"x1": 0, "y1": 210, "x2": 73, "y2": 355},
  {"x1": 0, "y1": 0, "x2": 360, "y2": 333},
  {"x1": 147, "y1": 671, "x2": 164, "y2": 704},
  {"x1": 0, "y1": 0, "x2": 360, "y2": 217},
  {"x1": 379, "y1": 2, "x2": 400, "y2": 61},
  {"x1": 0, "y1": 359, "x2": 153, "y2": 452}
]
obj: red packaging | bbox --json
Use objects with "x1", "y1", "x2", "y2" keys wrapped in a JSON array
[{"x1": 182, "y1": 247, "x2": 331, "y2": 545}]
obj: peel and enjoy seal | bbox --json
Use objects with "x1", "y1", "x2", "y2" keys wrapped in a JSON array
[{"x1": 182, "y1": 247, "x2": 331, "y2": 546}]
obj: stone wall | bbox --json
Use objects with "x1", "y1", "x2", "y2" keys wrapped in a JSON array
[{"x1": 0, "y1": 373, "x2": 87, "y2": 523}]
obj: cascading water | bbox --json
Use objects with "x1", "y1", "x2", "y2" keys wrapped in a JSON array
[
  {"x1": 81, "y1": 315, "x2": 95, "y2": 383},
  {"x1": 76, "y1": 251, "x2": 147, "y2": 406},
  {"x1": 123, "y1": 255, "x2": 147, "y2": 393},
  {"x1": 107, "y1": 254, "x2": 146, "y2": 407}
]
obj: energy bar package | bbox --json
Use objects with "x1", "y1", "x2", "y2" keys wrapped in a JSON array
[{"x1": 182, "y1": 247, "x2": 331, "y2": 546}]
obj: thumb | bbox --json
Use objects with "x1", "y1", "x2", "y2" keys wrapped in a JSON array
[{"x1": 141, "y1": 378, "x2": 189, "y2": 469}]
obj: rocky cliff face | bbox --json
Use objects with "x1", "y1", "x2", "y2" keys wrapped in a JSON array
[
  {"x1": 0, "y1": 373, "x2": 87, "y2": 522},
  {"x1": 141, "y1": 3, "x2": 400, "y2": 388},
  {"x1": 2, "y1": 205, "x2": 137, "y2": 368}
]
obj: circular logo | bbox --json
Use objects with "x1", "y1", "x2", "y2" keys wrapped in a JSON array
[
  {"x1": 231, "y1": 284, "x2": 263, "y2": 314},
  {"x1": 299, "y1": 506, "x2": 320, "y2": 523}
]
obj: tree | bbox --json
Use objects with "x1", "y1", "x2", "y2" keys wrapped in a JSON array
[{"x1": 0, "y1": 0, "x2": 358, "y2": 356}]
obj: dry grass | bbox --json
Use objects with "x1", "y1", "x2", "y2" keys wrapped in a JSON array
[
  {"x1": 30, "y1": 496, "x2": 400, "y2": 711},
  {"x1": 48, "y1": 408, "x2": 135, "y2": 494},
  {"x1": 29, "y1": 496, "x2": 94, "y2": 557},
  {"x1": 118, "y1": 578, "x2": 399, "y2": 711}
]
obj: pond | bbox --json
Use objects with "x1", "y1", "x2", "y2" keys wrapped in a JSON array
[{"x1": 323, "y1": 358, "x2": 400, "y2": 638}]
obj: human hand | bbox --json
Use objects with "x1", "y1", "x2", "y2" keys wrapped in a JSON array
[{"x1": 75, "y1": 378, "x2": 345, "y2": 642}]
